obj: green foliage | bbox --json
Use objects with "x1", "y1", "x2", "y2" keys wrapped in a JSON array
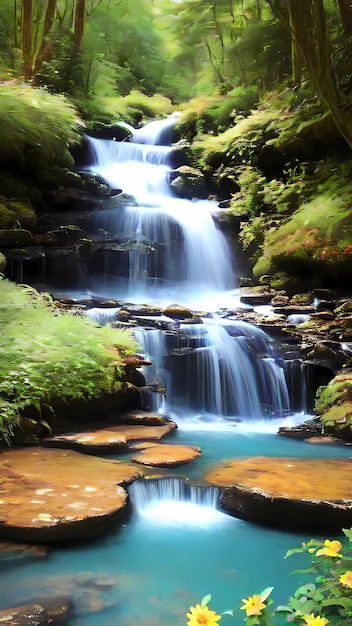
[
  {"x1": 188, "y1": 528, "x2": 352, "y2": 626},
  {"x1": 0, "y1": 279, "x2": 137, "y2": 444},
  {"x1": 0, "y1": 82, "x2": 83, "y2": 170},
  {"x1": 197, "y1": 87, "x2": 259, "y2": 134},
  {"x1": 101, "y1": 90, "x2": 174, "y2": 123}
]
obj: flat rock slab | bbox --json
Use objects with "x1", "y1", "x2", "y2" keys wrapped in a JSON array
[
  {"x1": 42, "y1": 422, "x2": 176, "y2": 453},
  {"x1": 0, "y1": 447, "x2": 143, "y2": 542},
  {"x1": 131, "y1": 443, "x2": 202, "y2": 467},
  {"x1": 206, "y1": 457, "x2": 352, "y2": 531}
]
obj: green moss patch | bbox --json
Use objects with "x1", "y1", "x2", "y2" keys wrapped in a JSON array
[{"x1": 0, "y1": 279, "x2": 138, "y2": 444}]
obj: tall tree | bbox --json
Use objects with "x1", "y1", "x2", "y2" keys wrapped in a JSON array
[
  {"x1": 287, "y1": 0, "x2": 352, "y2": 149},
  {"x1": 21, "y1": 0, "x2": 33, "y2": 78}
]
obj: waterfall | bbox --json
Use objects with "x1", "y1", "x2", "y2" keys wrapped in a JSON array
[
  {"x1": 85, "y1": 116, "x2": 235, "y2": 305},
  {"x1": 135, "y1": 318, "x2": 291, "y2": 422},
  {"x1": 128, "y1": 477, "x2": 230, "y2": 528}
]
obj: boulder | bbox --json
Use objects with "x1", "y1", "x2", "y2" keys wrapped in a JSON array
[{"x1": 206, "y1": 456, "x2": 352, "y2": 531}]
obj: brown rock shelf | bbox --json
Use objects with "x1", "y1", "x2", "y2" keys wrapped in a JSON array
[
  {"x1": 42, "y1": 422, "x2": 177, "y2": 453},
  {"x1": 0, "y1": 447, "x2": 143, "y2": 542},
  {"x1": 206, "y1": 457, "x2": 352, "y2": 531},
  {"x1": 131, "y1": 443, "x2": 202, "y2": 467}
]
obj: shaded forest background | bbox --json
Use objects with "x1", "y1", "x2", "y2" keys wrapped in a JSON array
[{"x1": 0, "y1": 0, "x2": 351, "y2": 137}]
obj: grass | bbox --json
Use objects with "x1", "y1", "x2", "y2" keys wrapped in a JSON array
[
  {"x1": 0, "y1": 279, "x2": 138, "y2": 444},
  {"x1": 0, "y1": 81, "x2": 83, "y2": 168}
]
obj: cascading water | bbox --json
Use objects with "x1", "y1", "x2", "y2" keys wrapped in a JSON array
[
  {"x1": 128, "y1": 477, "x2": 229, "y2": 528},
  {"x1": 136, "y1": 318, "x2": 291, "y2": 422},
  {"x1": 86, "y1": 117, "x2": 235, "y2": 306},
  {"x1": 84, "y1": 116, "x2": 312, "y2": 420}
]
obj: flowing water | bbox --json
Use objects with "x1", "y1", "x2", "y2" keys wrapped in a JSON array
[{"x1": 2, "y1": 116, "x2": 350, "y2": 626}]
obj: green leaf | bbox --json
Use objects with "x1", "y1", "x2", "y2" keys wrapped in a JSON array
[
  {"x1": 275, "y1": 605, "x2": 294, "y2": 614},
  {"x1": 201, "y1": 594, "x2": 212, "y2": 608},
  {"x1": 260, "y1": 587, "x2": 274, "y2": 602},
  {"x1": 321, "y1": 598, "x2": 352, "y2": 609},
  {"x1": 294, "y1": 583, "x2": 316, "y2": 598},
  {"x1": 342, "y1": 528, "x2": 352, "y2": 541},
  {"x1": 222, "y1": 609, "x2": 235, "y2": 616}
]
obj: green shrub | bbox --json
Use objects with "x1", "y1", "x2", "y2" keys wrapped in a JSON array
[
  {"x1": 197, "y1": 87, "x2": 259, "y2": 134},
  {"x1": 0, "y1": 279, "x2": 138, "y2": 444}
]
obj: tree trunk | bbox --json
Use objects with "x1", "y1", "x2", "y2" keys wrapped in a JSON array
[
  {"x1": 22, "y1": 0, "x2": 33, "y2": 78},
  {"x1": 33, "y1": 0, "x2": 57, "y2": 75},
  {"x1": 338, "y1": 0, "x2": 352, "y2": 37},
  {"x1": 287, "y1": 0, "x2": 352, "y2": 150},
  {"x1": 74, "y1": 0, "x2": 85, "y2": 50}
]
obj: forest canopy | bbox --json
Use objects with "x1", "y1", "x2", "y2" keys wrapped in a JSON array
[{"x1": 0, "y1": 1, "x2": 350, "y2": 130}]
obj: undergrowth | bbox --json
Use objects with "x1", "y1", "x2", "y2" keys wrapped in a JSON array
[{"x1": 0, "y1": 279, "x2": 138, "y2": 444}]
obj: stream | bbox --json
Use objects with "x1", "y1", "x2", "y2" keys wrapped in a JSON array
[{"x1": 1, "y1": 116, "x2": 351, "y2": 626}]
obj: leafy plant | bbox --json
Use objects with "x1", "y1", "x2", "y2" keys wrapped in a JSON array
[
  {"x1": 187, "y1": 528, "x2": 352, "y2": 626},
  {"x1": 0, "y1": 278, "x2": 138, "y2": 444}
]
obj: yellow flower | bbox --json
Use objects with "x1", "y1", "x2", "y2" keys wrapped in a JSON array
[
  {"x1": 240, "y1": 594, "x2": 266, "y2": 616},
  {"x1": 303, "y1": 613, "x2": 329, "y2": 626},
  {"x1": 339, "y1": 570, "x2": 352, "y2": 588},
  {"x1": 186, "y1": 603, "x2": 222, "y2": 626},
  {"x1": 316, "y1": 539, "x2": 342, "y2": 558}
]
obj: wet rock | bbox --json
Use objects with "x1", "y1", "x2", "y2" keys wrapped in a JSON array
[
  {"x1": 0, "y1": 228, "x2": 33, "y2": 247},
  {"x1": 0, "y1": 447, "x2": 142, "y2": 542},
  {"x1": 239, "y1": 290, "x2": 273, "y2": 306},
  {"x1": 278, "y1": 421, "x2": 323, "y2": 440},
  {"x1": 0, "y1": 603, "x2": 49, "y2": 625},
  {"x1": 169, "y1": 165, "x2": 207, "y2": 199},
  {"x1": 120, "y1": 410, "x2": 176, "y2": 427},
  {"x1": 206, "y1": 457, "x2": 352, "y2": 531},
  {"x1": 163, "y1": 304, "x2": 196, "y2": 319},
  {"x1": 302, "y1": 341, "x2": 347, "y2": 371},
  {"x1": 20, "y1": 596, "x2": 72, "y2": 624},
  {"x1": 42, "y1": 422, "x2": 177, "y2": 454},
  {"x1": 272, "y1": 305, "x2": 316, "y2": 316},
  {"x1": 0, "y1": 540, "x2": 48, "y2": 562},
  {"x1": 131, "y1": 443, "x2": 201, "y2": 467}
]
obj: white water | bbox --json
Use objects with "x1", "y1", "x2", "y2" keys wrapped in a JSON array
[
  {"x1": 86, "y1": 117, "x2": 235, "y2": 306},
  {"x1": 86, "y1": 116, "x2": 309, "y2": 422},
  {"x1": 128, "y1": 477, "x2": 230, "y2": 529},
  {"x1": 135, "y1": 317, "x2": 293, "y2": 423}
]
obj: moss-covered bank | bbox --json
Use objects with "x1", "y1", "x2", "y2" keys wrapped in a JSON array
[{"x1": 0, "y1": 279, "x2": 138, "y2": 445}]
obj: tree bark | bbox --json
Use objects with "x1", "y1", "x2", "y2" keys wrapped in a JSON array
[
  {"x1": 33, "y1": 0, "x2": 57, "y2": 75},
  {"x1": 287, "y1": 0, "x2": 352, "y2": 150},
  {"x1": 338, "y1": 0, "x2": 352, "y2": 37},
  {"x1": 22, "y1": 0, "x2": 33, "y2": 78},
  {"x1": 74, "y1": 0, "x2": 85, "y2": 50}
]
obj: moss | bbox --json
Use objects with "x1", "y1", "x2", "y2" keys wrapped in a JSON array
[
  {"x1": 0, "y1": 252, "x2": 6, "y2": 272},
  {"x1": 314, "y1": 373, "x2": 352, "y2": 440},
  {"x1": 0, "y1": 203, "x2": 16, "y2": 229},
  {"x1": 0, "y1": 229, "x2": 33, "y2": 247},
  {"x1": 0, "y1": 278, "x2": 138, "y2": 444},
  {"x1": 7, "y1": 200, "x2": 37, "y2": 230}
]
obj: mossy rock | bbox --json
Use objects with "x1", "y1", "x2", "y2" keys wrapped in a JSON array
[
  {"x1": 315, "y1": 371, "x2": 352, "y2": 440},
  {"x1": 0, "y1": 229, "x2": 33, "y2": 248},
  {"x1": 0, "y1": 203, "x2": 17, "y2": 228},
  {"x1": 0, "y1": 251, "x2": 6, "y2": 272},
  {"x1": 0, "y1": 172, "x2": 42, "y2": 205},
  {"x1": 7, "y1": 199, "x2": 37, "y2": 230}
]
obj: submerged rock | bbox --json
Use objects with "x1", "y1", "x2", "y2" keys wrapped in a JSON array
[
  {"x1": 0, "y1": 603, "x2": 49, "y2": 625},
  {"x1": 206, "y1": 456, "x2": 352, "y2": 531}
]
